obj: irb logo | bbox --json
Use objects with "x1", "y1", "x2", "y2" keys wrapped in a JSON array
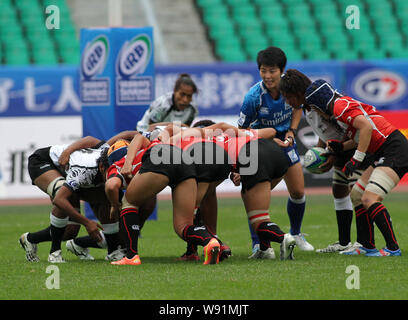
[
  {"x1": 117, "y1": 34, "x2": 152, "y2": 79},
  {"x1": 81, "y1": 36, "x2": 109, "y2": 79},
  {"x1": 352, "y1": 69, "x2": 406, "y2": 105}
]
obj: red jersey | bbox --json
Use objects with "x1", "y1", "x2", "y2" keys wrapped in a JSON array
[
  {"x1": 106, "y1": 140, "x2": 160, "y2": 188},
  {"x1": 333, "y1": 96, "x2": 396, "y2": 153},
  {"x1": 211, "y1": 129, "x2": 260, "y2": 168}
]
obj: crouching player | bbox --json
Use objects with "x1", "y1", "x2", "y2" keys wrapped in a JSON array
[
  {"x1": 303, "y1": 78, "x2": 408, "y2": 256},
  {"x1": 107, "y1": 133, "x2": 221, "y2": 265}
]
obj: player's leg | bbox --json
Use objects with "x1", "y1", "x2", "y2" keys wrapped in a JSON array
[
  {"x1": 198, "y1": 181, "x2": 232, "y2": 261},
  {"x1": 242, "y1": 180, "x2": 295, "y2": 260},
  {"x1": 341, "y1": 167, "x2": 378, "y2": 255},
  {"x1": 362, "y1": 167, "x2": 401, "y2": 256},
  {"x1": 316, "y1": 167, "x2": 353, "y2": 253},
  {"x1": 112, "y1": 172, "x2": 169, "y2": 265},
  {"x1": 284, "y1": 162, "x2": 313, "y2": 251},
  {"x1": 172, "y1": 178, "x2": 220, "y2": 265}
]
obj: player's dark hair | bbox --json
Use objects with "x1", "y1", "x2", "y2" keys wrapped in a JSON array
[
  {"x1": 192, "y1": 119, "x2": 216, "y2": 128},
  {"x1": 97, "y1": 148, "x2": 110, "y2": 170},
  {"x1": 257, "y1": 46, "x2": 287, "y2": 72},
  {"x1": 279, "y1": 69, "x2": 312, "y2": 98},
  {"x1": 174, "y1": 73, "x2": 198, "y2": 94}
]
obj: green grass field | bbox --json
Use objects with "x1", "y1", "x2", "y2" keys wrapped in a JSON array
[{"x1": 1, "y1": 192, "x2": 407, "y2": 301}]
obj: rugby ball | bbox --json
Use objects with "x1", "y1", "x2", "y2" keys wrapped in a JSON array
[{"x1": 303, "y1": 147, "x2": 328, "y2": 174}]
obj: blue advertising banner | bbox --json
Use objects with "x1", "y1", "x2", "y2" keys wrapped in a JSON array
[
  {"x1": 79, "y1": 26, "x2": 155, "y2": 220},
  {"x1": 344, "y1": 59, "x2": 408, "y2": 110},
  {"x1": 154, "y1": 60, "x2": 344, "y2": 117},
  {"x1": 0, "y1": 65, "x2": 80, "y2": 117},
  {"x1": 80, "y1": 27, "x2": 154, "y2": 141},
  {"x1": 2, "y1": 59, "x2": 408, "y2": 123}
]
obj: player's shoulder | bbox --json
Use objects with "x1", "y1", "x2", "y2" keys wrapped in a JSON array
[
  {"x1": 242, "y1": 81, "x2": 264, "y2": 107},
  {"x1": 245, "y1": 81, "x2": 264, "y2": 99},
  {"x1": 151, "y1": 92, "x2": 173, "y2": 110}
]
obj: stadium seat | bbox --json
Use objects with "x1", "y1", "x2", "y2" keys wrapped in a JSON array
[
  {"x1": 380, "y1": 34, "x2": 405, "y2": 53},
  {"x1": 4, "y1": 40, "x2": 30, "y2": 65},
  {"x1": 360, "y1": 49, "x2": 387, "y2": 60},
  {"x1": 197, "y1": 0, "x2": 407, "y2": 62},
  {"x1": 389, "y1": 47, "x2": 408, "y2": 59},
  {"x1": 230, "y1": 5, "x2": 257, "y2": 21},
  {"x1": 196, "y1": 0, "x2": 224, "y2": 7},
  {"x1": 201, "y1": 6, "x2": 229, "y2": 25}
]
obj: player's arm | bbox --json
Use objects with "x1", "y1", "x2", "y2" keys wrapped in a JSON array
[
  {"x1": 148, "y1": 122, "x2": 189, "y2": 131},
  {"x1": 105, "y1": 176, "x2": 123, "y2": 219},
  {"x1": 237, "y1": 94, "x2": 257, "y2": 129},
  {"x1": 342, "y1": 115, "x2": 372, "y2": 176},
  {"x1": 284, "y1": 107, "x2": 302, "y2": 146},
  {"x1": 317, "y1": 138, "x2": 335, "y2": 172},
  {"x1": 53, "y1": 185, "x2": 103, "y2": 241},
  {"x1": 205, "y1": 122, "x2": 239, "y2": 137},
  {"x1": 106, "y1": 130, "x2": 140, "y2": 146},
  {"x1": 120, "y1": 134, "x2": 151, "y2": 177},
  {"x1": 58, "y1": 136, "x2": 102, "y2": 170},
  {"x1": 351, "y1": 115, "x2": 372, "y2": 155},
  {"x1": 255, "y1": 128, "x2": 277, "y2": 140}
]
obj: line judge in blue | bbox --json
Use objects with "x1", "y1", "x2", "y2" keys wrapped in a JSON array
[{"x1": 237, "y1": 46, "x2": 314, "y2": 258}]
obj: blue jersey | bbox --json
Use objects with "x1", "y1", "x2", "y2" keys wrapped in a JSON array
[
  {"x1": 238, "y1": 81, "x2": 293, "y2": 132},
  {"x1": 238, "y1": 81, "x2": 300, "y2": 166}
]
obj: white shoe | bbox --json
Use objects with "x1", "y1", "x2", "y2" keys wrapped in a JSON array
[
  {"x1": 280, "y1": 233, "x2": 296, "y2": 260},
  {"x1": 292, "y1": 233, "x2": 314, "y2": 251},
  {"x1": 48, "y1": 250, "x2": 66, "y2": 263},
  {"x1": 248, "y1": 247, "x2": 275, "y2": 259},
  {"x1": 316, "y1": 241, "x2": 352, "y2": 253},
  {"x1": 105, "y1": 247, "x2": 126, "y2": 261},
  {"x1": 339, "y1": 242, "x2": 362, "y2": 254},
  {"x1": 19, "y1": 232, "x2": 39, "y2": 262},
  {"x1": 248, "y1": 243, "x2": 260, "y2": 259},
  {"x1": 66, "y1": 240, "x2": 94, "y2": 260}
]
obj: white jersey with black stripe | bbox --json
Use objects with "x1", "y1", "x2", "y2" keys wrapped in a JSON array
[
  {"x1": 136, "y1": 92, "x2": 198, "y2": 132},
  {"x1": 49, "y1": 143, "x2": 109, "y2": 191}
]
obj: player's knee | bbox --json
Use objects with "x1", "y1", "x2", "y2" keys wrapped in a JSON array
[
  {"x1": 121, "y1": 195, "x2": 137, "y2": 210},
  {"x1": 247, "y1": 210, "x2": 270, "y2": 230},
  {"x1": 46, "y1": 177, "x2": 66, "y2": 199},
  {"x1": 350, "y1": 181, "x2": 365, "y2": 208},
  {"x1": 362, "y1": 169, "x2": 396, "y2": 208},
  {"x1": 62, "y1": 223, "x2": 80, "y2": 240}
]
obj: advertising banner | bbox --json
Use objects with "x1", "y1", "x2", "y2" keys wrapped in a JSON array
[
  {"x1": 344, "y1": 59, "x2": 408, "y2": 111},
  {"x1": 155, "y1": 60, "x2": 343, "y2": 117},
  {"x1": 80, "y1": 27, "x2": 154, "y2": 140},
  {"x1": 2, "y1": 59, "x2": 408, "y2": 201},
  {"x1": 80, "y1": 27, "x2": 155, "y2": 219}
]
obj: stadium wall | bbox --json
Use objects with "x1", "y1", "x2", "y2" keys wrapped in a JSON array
[{"x1": 1, "y1": 59, "x2": 408, "y2": 200}]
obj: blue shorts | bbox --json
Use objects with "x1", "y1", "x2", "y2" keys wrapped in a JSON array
[{"x1": 276, "y1": 131, "x2": 301, "y2": 167}]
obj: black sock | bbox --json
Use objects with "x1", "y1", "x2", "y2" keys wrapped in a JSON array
[
  {"x1": 355, "y1": 205, "x2": 375, "y2": 249},
  {"x1": 104, "y1": 233, "x2": 120, "y2": 254},
  {"x1": 368, "y1": 202, "x2": 399, "y2": 251},
  {"x1": 50, "y1": 225, "x2": 66, "y2": 253},
  {"x1": 336, "y1": 209, "x2": 353, "y2": 246},
  {"x1": 256, "y1": 221, "x2": 285, "y2": 249},
  {"x1": 182, "y1": 225, "x2": 213, "y2": 247},
  {"x1": 27, "y1": 226, "x2": 51, "y2": 244},
  {"x1": 120, "y1": 207, "x2": 140, "y2": 259},
  {"x1": 74, "y1": 236, "x2": 100, "y2": 249},
  {"x1": 185, "y1": 242, "x2": 198, "y2": 255}
]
